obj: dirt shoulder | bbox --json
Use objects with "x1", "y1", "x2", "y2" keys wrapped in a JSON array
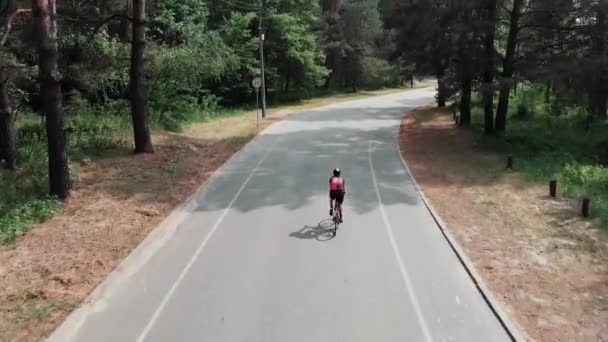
[
  {"x1": 399, "y1": 107, "x2": 608, "y2": 342},
  {"x1": 0, "y1": 87, "x2": 431, "y2": 342}
]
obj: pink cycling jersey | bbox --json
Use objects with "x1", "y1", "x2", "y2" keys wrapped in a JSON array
[{"x1": 329, "y1": 177, "x2": 345, "y2": 191}]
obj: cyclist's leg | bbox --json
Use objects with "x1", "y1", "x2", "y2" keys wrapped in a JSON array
[{"x1": 329, "y1": 192, "x2": 334, "y2": 216}]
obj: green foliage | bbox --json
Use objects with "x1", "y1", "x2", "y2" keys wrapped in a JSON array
[
  {"x1": 515, "y1": 103, "x2": 534, "y2": 120},
  {"x1": 267, "y1": 13, "x2": 329, "y2": 91},
  {"x1": 67, "y1": 102, "x2": 130, "y2": 158},
  {"x1": 149, "y1": 0, "x2": 210, "y2": 44},
  {"x1": 322, "y1": 0, "x2": 394, "y2": 89},
  {"x1": 0, "y1": 197, "x2": 61, "y2": 244},
  {"x1": 148, "y1": 31, "x2": 236, "y2": 131},
  {"x1": 1, "y1": 107, "x2": 128, "y2": 243},
  {"x1": 1, "y1": 0, "x2": 403, "y2": 243},
  {"x1": 60, "y1": 31, "x2": 130, "y2": 101},
  {"x1": 361, "y1": 56, "x2": 398, "y2": 88},
  {"x1": 473, "y1": 83, "x2": 608, "y2": 226},
  {"x1": 560, "y1": 164, "x2": 608, "y2": 224},
  {"x1": 216, "y1": 13, "x2": 259, "y2": 104},
  {"x1": 12, "y1": 298, "x2": 75, "y2": 323}
]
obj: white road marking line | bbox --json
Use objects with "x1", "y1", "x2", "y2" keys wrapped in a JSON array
[
  {"x1": 456, "y1": 296, "x2": 461, "y2": 305},
  {"x1": 368, "y1": 141, "x2": 433, "y2": 342},
  {"x1": 135, "y1": 149, "x2": 272, "y2": 342}
]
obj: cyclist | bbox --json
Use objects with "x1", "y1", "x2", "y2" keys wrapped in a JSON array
[{"x1": 329, "y1": 168, "x2": 346, "y2": 222}]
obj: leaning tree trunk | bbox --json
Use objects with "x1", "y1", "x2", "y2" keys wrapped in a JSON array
[
  {"x1": 119, "y1": 0, "x2": 133, "y2": 42},
  {"x1": 590, "y1": 5, "x2": 607, "y2": 119},
  {"x1": 0, "y1": 69, "x2": 17, "y2": 169},
  {"x1": 458, "y1": 6, "x2": 473, "y2": 127},
  {"x1": 460, "y1": 75, "x2": 472, "y2": 126},
  {"x1": 32, "y1": 0, "x2": 70, "y2": 199},
  {"x1": 130, "y1": 0, "x2": 153, "y2": 153},
  {"x1": 482, "y1": 0, "x2": 497, "y2": 135},
  {"x1": 495, "y1": 0, "x2": 523, "y2": 133}
]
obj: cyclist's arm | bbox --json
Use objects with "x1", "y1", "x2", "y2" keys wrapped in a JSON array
[{"x1": 343, "y1": 179, "x2": 346, "y2": 194}]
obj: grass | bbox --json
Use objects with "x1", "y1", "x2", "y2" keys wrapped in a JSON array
[
  {"x1": 469, "y1": 83, "x2": 608, "y2": 226},
  {"x1": 11, "y1": 299, "x2": 75, "y2": 323},
  {"x1": 414, "y1": 110, "x2": 437, "y2": 123}
]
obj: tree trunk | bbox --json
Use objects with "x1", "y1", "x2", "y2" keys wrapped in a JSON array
[
  {"x1": 482, "y1": 0, "x2": 497, "y2": 135},
  {"x1": 32, "y1": 0, "x2": 70, "y2": 199},
  {"x1": 130, "y1": 0, "x2": 154, "y2": 153},
  {"x1": 284, "y1": 64, "x2": 291, "y2": 93},
  {"x1": 545, "y1": 80, "x2": 552, "y2": 104},
  {"x1": 495, "y1": 0, "x2": 523, "y2": 133},
  {"x1": 460, "y1": 76, "x2": 472, "y2": 126},
  {"x1": 0, "y1": 70, "x2": 17, "y2": 169},
  {"x1": 436, "y1": 67, "x2": 447, "y2": 107}
]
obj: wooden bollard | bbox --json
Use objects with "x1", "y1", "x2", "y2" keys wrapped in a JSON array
[
  {"x1": 549, "y1": 180, "x2": 557, "y2": 198},
  {"x1": 507, "y1": 155, "x2": 513, "y2": 170},
  {"x1": 582, "y1": 198, "x2": 591, "y2": 218}
]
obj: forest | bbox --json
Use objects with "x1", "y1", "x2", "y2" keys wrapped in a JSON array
[
  {"x1": 1, "y1": 0, "x2": 608, "y2": 240},
  {"x1": 0, "y1": 0, "x2": 404, "y2": 241}
]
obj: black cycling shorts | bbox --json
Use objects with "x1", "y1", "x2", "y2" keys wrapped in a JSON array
[{"x1": 330, "y1": 190, "x2": 345, "y2": 204}]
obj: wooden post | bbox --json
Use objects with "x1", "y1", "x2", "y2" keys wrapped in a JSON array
[
  {"x1": 582, "y1": 198, "x2": 591, "y2": 218},
  {"x1": 549, "y1": 180, "x2": 557, "y2": 197},
  {"x1": 507, "y1": 155, "x2": 513, "y2": 170}
]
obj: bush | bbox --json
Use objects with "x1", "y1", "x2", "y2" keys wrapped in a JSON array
[
  {"x1": 560, "y1": 164, "x2": 608, "y2": 223},
  {"x1": 515, "y1": 103, "x2": 534, "y2": 120},
  {"x1": 0, "y1": 198, "x2": 61, "y2": 244},
  {"x1": 152, "y1": 94, "x2": 221, "y2": 132},
  {"x1": 0, "y1": 106, "x2": 129, "y2": 244},
  {"x1": 473, "y1": 82, "x2": 608, "y2": 227}
]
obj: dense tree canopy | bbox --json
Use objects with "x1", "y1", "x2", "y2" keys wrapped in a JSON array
[
  {"x1": 384, "y1": 0, "x2": 607, "y2": 131},
  {"x1": 1, "y1": 0, "x2": 607, "y2": 200},
  {"x1": 0, "y1": 0, "x2": 405, "y2": 199}
]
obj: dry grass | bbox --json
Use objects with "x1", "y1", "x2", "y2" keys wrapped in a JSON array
[
  {"x1": 400, "y1": 108, "x2": 608, "y2": 342},
  {"x1": 0, "y1": 86, "x2": 430, "y2": 342}
]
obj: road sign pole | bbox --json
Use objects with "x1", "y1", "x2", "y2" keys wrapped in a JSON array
[
  {"x1": 252, "y1": 77, "x2": 262, "y2": 130},
  {"x1": 256, "y1": 88, "x2": 260, "y2": 130}
]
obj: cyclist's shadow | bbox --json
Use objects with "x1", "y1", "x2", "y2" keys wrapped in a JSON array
[{"x1": 289, "y1": 219, "x2": 336, "y2": 241}]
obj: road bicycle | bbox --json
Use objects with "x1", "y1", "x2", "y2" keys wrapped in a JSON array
[{"x1": 332, "y1": 201, "x2": 342, "y2": 233}]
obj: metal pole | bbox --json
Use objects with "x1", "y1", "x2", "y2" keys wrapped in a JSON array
[
  {"x1": 258, "y1": 0, "x2": 267, "y2": 118},
  {"x1": 256, "y1": 88, "x2": 260, "y2": 130}
]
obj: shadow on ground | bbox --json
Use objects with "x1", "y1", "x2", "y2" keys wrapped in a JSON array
[{"x1": 289, "y1": 219, "x2": 336, "y2": 242}]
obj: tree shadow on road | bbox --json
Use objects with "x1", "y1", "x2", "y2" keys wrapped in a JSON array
[{"x1": 289, "y1": 219, "x2": 336, "y2": 242}]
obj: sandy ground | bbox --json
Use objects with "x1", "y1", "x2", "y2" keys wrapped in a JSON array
[{"x1": 399, "y1": 107, "x2": 608, "y2": 342}]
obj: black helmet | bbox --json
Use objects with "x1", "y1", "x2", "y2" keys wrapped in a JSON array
[{"x1": 333, "y1": 168, "x2": 341, "y2": 177}]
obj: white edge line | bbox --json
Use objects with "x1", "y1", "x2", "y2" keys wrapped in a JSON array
[
  {"x1": 395, "y1": 109, "x2": 531, "y2": 342},
  {"x1": 47, "y1": 122, "x2": 281, "y2": 342},
  {"x1": 135, "y1": 148, "x2": 271, "y2": 342},
  {"x1": 368, "y1": 141, "x2": 434, "y2": 342}
]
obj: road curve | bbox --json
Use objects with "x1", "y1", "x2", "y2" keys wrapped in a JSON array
[{"x1": 48, "y1": 89, "x2": 512, "y2": 342}]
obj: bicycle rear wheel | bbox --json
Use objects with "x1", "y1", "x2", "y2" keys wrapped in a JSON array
[{"x1": 333, "y1": 204, "x2": 341, "y2": 233}]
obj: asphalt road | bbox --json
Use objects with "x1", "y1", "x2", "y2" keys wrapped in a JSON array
[{"x1": 49, "y1": 89, "x2": 512, "y2": 342}]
